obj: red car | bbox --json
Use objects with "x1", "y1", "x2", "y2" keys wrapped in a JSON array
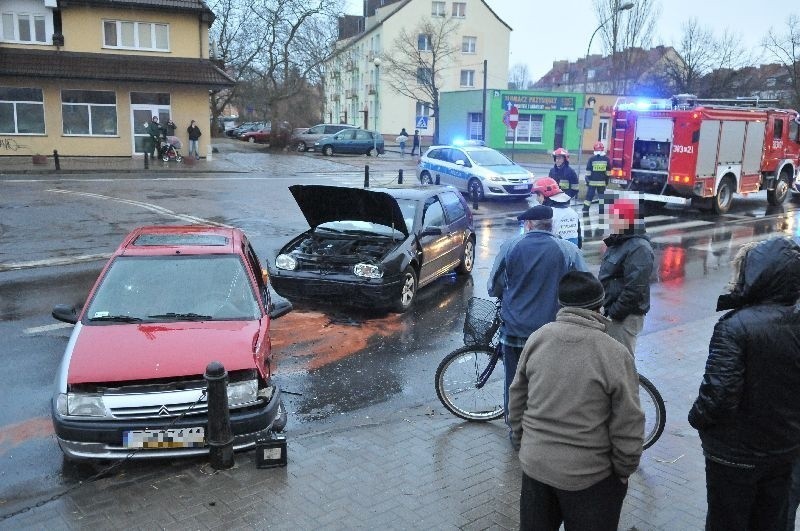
[
  {"x1": 51, "y1": 226, "x2": 291, "y2": 460},
  {"x1": 239, "y1": 128, "x2": 270, "y2": 143}
]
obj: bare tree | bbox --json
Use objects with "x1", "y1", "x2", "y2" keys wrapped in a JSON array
[
  {"x1": 763, "y1": 14, "x2": 800, "y2": 109},
  {"x1": 594, "y1": 0, "x2": 660, "y2": 95},
  {"x1": 701, "y1": 29, "x2": 758, "y2": 98},
  {"x1": 381, "y1": 16, "x2": 462, "y2": 144},
  {"x1": 662, "y1": 18, "x2": 715, "y2": 94},
  {"x1": 208, "y1": 0, "x2": 343, "y2": 141},
  {"x1": 508, "y1": 63, "x2": 530, "y2": 90}
]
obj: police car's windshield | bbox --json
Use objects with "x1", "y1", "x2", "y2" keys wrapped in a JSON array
[{"x1": 467, "y1": 149, "x2": 514, "y2": 166}]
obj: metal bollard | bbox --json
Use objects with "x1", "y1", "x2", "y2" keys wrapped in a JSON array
[
  {"x1": 204, "y1": 361, "x2": 234, "y2": 469},
  {"x1": 144, "y1": 152, "x2": 149, "y2": 170},
  {"x1": 53, "y1": 149, "x2": 60, "y2": 171},
  {"x1": 364, "y1": 165, "x2": 370, "y2": 188},
  {"x1": 472, "y1": 188, "x2": 479, "y2": 210},
  {"x1": 435, "y1": 174, "x2": 440, "y2": 185},
  {"x1": 398, "y1": 169, "x2": 403, "y2": 184}
]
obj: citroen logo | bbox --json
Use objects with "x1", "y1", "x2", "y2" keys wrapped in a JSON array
[{"x1": 157, "y1": 405, "x2": 171, "y2": 416}]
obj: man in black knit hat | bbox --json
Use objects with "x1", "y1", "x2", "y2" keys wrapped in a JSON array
[{"x1": 508, "y1": 271, "x2": 644, "y2": 531}]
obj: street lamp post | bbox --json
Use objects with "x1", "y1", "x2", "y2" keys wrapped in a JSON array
[
  {"x1": 575, "y1": 1, "x2": 634, "y2": 178},
  {"x1": 373, "y1": 57, "x2": 381, "y2": 156}
]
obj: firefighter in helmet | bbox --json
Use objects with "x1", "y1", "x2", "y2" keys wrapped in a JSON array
[
  {"x1": 548, "y1": 147, "x2": 579, "y2": 203},
  {"x1": 583, "y1": 141, "x2": 611, "y2": 218},
  {"x1": 532, "y1": 177, "x2": 582, "y2": 248}
]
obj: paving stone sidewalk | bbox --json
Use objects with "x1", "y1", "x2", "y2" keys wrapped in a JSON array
[{"x1": 5, "y1": 313, "x2": 734, "y2": 531}]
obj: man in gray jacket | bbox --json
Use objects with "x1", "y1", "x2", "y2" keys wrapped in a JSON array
[{"x1": 509, "y1": 271, "x2": 644, "y2": 530}]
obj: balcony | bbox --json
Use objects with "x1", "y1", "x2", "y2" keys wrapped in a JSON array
[
  {"x1": 345, "y1": 89, "x2": 358, "y2": 99},
  {"x1": 330, "y1": 94, "x2": 340, "y2": 102},
  {"x1": 366, "y1": 84, "x2": 375, "y2": 94}
]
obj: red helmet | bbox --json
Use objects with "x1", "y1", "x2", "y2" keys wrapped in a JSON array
[
  {"x1": 552, "y1": 147, "x2": 569, "y2": 159},
  {"x1": 532, "y1": 177, "x2": 563, "y2": 198},
  {"x1": 593, "y1": 141, "x2": 605, "y2": 152}
]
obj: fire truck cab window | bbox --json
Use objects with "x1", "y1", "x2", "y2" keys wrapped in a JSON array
[
  {"x1": 773, "y1": 119, "x2": 783, "y2": 140},
  {"x1": 790, "y1": 120, "x2": 799, "y2": 142}
]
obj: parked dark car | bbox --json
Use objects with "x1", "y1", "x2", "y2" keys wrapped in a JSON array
[
  {"x1": 314, "y1": 128, "x2": 385, "y2": 157},
  {"x1": 292, "y1": 123, "x2": 357, "y2": 152},
  {"x1": 239, "y1": 128, "x2": 270, "y2": 143},
  {"x1": 227, "y1": 121, "x2": 267, "y2": 138},
  {"x1": 270, "y1": 184, "x2": 475, "y2": 312}
]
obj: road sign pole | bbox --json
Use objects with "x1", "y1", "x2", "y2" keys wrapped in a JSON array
[{"x1": 508, "y1": 105, "x2": 519, "y2": 161}]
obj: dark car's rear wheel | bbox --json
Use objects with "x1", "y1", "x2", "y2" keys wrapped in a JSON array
[
  {"x1": 323, "y1": 145, "x2": 334, "y2": 156},
  {"x1": 456, "y1": 238, "x2": 475, "y2": 275},
  {"x1": 393, "y1": 267, "x2": 417, "y2": 313}
]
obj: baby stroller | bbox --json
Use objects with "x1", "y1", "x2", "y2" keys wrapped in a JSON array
[{"x1": 158, "y1": 134, "x2": 183, "y2": 163}]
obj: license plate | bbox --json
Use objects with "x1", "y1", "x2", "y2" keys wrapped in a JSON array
[
  {"x1": 513, "y1": 184, "x2": 529, "y2": 190},
  {"x1": 123, "y1": 427, "x2": 205, "y2": 449},
  {"x1": 610, "y1": 178, "x2": 627, "y2": 185}
]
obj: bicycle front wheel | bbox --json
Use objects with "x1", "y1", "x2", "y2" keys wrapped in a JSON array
[
  {"x1": 435, "y1": 345, "x2": 505, "y2": 421},
  {"x1": 638, "y1": 374, "x2": 666, "y2": 450}
]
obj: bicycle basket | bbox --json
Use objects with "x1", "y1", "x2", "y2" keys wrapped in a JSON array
[{"x1": 463, "y1": 297, "x2": 500, "y2": 346}]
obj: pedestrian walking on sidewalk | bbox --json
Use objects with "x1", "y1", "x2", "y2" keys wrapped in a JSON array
[
  {"x1": 187, "y1": 120, "x2": 202, "y2": 159},
  {"x1": 396, "y1": 128, "x2": 409, "y2": 156},
  {"x1": 531, "y1": 177, "x2": 582, "y2": 248},
  {"x1": 598, "y1": 198, "x2": 654, "y2": 357},
  {"x1": 509, "y1": 271, "x2": 644, "y2": 531},
  {"x1": 411, "y1": 129, "x2": 421, "y2": 156},
  {"x1": 487, "y1": 205, "x2": 587, "y2": 437},
  {"x1": 145, "y1": 116, "x2": 161, "y2": 159},
  {"x1": 688, "y1": 236, "x2": 800, "y2": 531}
]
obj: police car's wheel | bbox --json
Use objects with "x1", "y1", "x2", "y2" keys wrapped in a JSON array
[
  {"x1": 468, "y1": 179, "x2": 484, "y2": 202},
  {"x1": 420, "y1": 171, "x2": 433, "y2": 185}
]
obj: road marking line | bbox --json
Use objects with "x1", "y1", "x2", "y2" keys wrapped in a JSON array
[
  {"x1": 0, "y1": 252, "x2": 112, "y2": 272},
  {"x1": 24, "y1": 322, "x2": 73, "y2": 334}
]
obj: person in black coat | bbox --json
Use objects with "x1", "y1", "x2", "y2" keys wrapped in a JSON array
[
  {"x1": 548, "y1": 148, "x2": 579, "y2": 202},
  {"x1": 688, "y1": 236, "x2": 800, "y2": 531}
]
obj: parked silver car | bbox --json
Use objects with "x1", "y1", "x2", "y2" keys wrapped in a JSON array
[{"x1": 292, "y1": 123, "x2": 357, "y2": 152}]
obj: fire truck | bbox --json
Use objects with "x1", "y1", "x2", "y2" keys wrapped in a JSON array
[{"x1": 609, "y1": 94, "x2": 800, "y2": 214}]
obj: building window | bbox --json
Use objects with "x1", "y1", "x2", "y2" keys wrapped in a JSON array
[
  {"x1": 103, "y1": 20, "x2": 169, "y2": 51},
  {"x1": 561, "y1": 72, "x2": 570, "y2": 83},
  {"x1": 462, "y1": 36, "x2": 476, "y2": 54},
  {"x1": 62, "y1": 90, "x2": 118, "y2": 136},
  {"x1": 452, "y1": 2, "x2": 466, "y2": 17},
  {"x1": 431, "y1": 1, "x2": 445, "y2": 17},
  {"x1": 416, "y1": 101, "x2": 431, "y2": 118},
  {"x1": 0, "y1": 87, "x2": 45, "y2": 134},
  {"x1": 598, "y1": 119, "x2": 608, "y2": 143},
  {"x1": 417, "y1": 67, "x2": 433, "y2": 85},
  {"x1": 460, "y1": 70, "x2": 475, "y2": 87},
  {"x1": 1, "y1": 12, "x2": 46, "y2": 43},
  {"x1": 587, "y1": 69, "x2": 596, "y2": 80},
  {"x1": 468, "y1": 113, "x2": 482, "y2": 140},
  {"x1": 507, "y1": 114, "x2": 543, "y2": 144},
  {"x1": 417, "y1": 33, "x2": 432, "y2": 51}
]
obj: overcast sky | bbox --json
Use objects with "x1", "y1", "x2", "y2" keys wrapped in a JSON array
[{"x1": 344, "y1": 0, "x2": 797, "y2": 85}]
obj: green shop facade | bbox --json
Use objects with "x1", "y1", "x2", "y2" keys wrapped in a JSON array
[{"x1": 438, "y1": 89, "x2": 584, "y2": 154}]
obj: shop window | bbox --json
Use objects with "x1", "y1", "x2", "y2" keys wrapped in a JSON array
[
  {"x1": 0, "y1": 87, "x2": 45, "y2": 134},
  {"x1": 103, "y1": 20, "x2": 169, "y2": 51},
  {"x1": 62, "y1": 90, "x2": 117, "y2": 136},
  {"x1": 507, "y1": 114, "x2": 543, "y2": 144},
  {"x1": 468, "y1": 113, "x2": 482, "y2": 140}
]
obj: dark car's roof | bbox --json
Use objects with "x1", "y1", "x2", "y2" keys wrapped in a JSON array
[{"x1": 288, "y1": 185, "x2": 409, "y2": 235}]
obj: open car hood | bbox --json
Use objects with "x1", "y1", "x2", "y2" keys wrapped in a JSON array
[{"x1": 289, "y1": 185, "x2": 409, "y2": 236}]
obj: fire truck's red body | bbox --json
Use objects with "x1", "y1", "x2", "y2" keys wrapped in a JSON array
[{"x1": 609, "y1": 95, "x2": 800, "y2": 213}]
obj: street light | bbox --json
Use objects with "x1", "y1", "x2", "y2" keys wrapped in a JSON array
[
  {"x1": 373, "y1": 57, "x2": 381, "y2": 156},
  {"x1": 575, "y1": 1, "x2": 634, "y2": 177}
]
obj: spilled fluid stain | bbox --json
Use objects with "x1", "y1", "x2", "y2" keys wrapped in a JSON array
[
  {"x1": 270, "y1": 310, "x2": 406, "y2": 371},
  {"x1": 0, "y1": 417, "x2": 53, "y2": 455}
]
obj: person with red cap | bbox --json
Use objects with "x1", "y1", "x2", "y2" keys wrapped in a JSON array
[
  {"x1": 531, "y1": 177, "x2": 582, "y2": 248},
  {"x1": 598, "y1": 198, "x2": 654, "y2": 357}
]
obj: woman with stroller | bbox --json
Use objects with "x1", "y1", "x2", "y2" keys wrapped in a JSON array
[{"x1": 187, "y1": 120, "x2": 202, "y2": 160}]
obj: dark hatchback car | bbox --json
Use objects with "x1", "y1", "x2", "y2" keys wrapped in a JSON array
[
  {"x1": 270, "y1": 185, "x2": 475, "y2": 312},
  {"x1": 314, "y1": 128, "x2": 385, "y2": 157}
]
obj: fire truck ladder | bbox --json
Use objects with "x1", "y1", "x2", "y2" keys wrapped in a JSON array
[{"x1": 611, "y1": 114, "x2": 628, "y2": 183}]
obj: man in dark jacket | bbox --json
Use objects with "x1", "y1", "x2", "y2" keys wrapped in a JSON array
[
  {"x1": 688, "y1": 237, "x2": 800, "y2": 531},
  {"x1": 548, "y1": 148, "x2": 579, "y2": 203},
  {"x1": 598, "y1": 198, "x2": 654, "y2": 357}
]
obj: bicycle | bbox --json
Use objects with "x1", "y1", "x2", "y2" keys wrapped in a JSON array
[{"x1": 434, "y1": 297, "x2": 666, "y2": 450}]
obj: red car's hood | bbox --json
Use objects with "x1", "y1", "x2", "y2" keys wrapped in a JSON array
[{"x1": 67, "y1": 321, "x2": 262, "y2": 384}]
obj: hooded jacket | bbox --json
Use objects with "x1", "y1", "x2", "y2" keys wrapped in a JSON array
[
  {"x1": 598, "y1": 232, "x2": 654, "y2": 319},
  {"x1": 548, "y1": 162, "x2": 579, "y2": 200},
  {"x1": 688, "y1": 237, "x2": 800, "y2": 465}
]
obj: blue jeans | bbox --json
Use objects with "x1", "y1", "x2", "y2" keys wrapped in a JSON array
[
  {"x1": 502, "y1": 342, "x2": 524, "y2": 431},
  {"x1": 189, "y1": 139, "x2": 199, "y2": 158}
]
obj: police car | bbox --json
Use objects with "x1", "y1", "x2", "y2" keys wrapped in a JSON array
[{"x1": 416, "y1": 142, "x2": 534, "y2": 201}]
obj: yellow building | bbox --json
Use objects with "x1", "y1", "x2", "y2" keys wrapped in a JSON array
[{"x1": 0, "y1": 0, "x2": 233, "y2": 159}]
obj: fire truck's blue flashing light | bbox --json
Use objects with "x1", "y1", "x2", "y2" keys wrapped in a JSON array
[{"x1": 636, "y1": 101, "x2": 652, "y2": 110}]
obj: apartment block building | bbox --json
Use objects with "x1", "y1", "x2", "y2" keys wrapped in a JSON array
[
  {"x1": 326, "y1": 0, "x2": 510, "y2": 142},
  {"x1": 0, "y1": 0, "x2": 233, "y2": 158}
]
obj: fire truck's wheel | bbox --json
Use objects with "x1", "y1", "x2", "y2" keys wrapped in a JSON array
[
  {"x1": 767, "y1": 171, "x2": 791, "y2": 206},
  {"x1": 712, "y1": 176, "x2": 735, "y2": 215}
]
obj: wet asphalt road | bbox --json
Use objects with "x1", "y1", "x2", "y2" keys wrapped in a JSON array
[{"x1": 1, "y1": 142, "x2": 799, "y2": 516}]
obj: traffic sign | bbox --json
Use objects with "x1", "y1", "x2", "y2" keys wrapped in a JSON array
[
  {"x1": 508, "y1": 105, "x2": 519, "y2": 130},
  {"x1": 415, "y1": 116, "x2": 428, "y2": 129}
]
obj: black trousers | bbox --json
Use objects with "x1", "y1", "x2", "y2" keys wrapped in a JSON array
[
  {"x1": 704, "y1": 457, "x2": 792, "y2": 531},
  {"x1": 520, "y1": 472, "x2": 627, "y2": 531}
]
